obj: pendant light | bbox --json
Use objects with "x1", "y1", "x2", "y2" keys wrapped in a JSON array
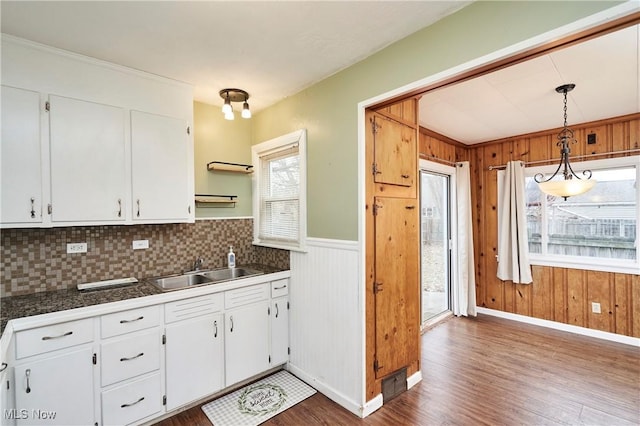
[
  {"x1": 219, "y1": 89, "x2": 251, "y2": 120},
  {"x1": 534, "y1": 84, "x2": 596, "y2": 200}
]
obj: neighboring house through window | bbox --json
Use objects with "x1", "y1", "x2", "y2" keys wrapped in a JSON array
[{"x1": 499, "y1": 156, "x2": 639, "y2": 274}]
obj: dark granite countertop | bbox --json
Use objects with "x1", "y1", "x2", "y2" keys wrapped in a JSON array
[{"x1": 0, "y1": 264, "x2": 286, "y2": 335}]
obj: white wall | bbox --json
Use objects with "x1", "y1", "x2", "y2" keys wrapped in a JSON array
[{"x1": 288, "y1": 238, "x2": 363, "y2": 416}]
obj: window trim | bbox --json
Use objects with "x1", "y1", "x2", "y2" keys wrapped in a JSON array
[
  {"x1": 251, "y1": 129, "x2": 307, "y2": 252},
  {"x1": 522, "y1": 156, "x2": 640, "y2": 275}
]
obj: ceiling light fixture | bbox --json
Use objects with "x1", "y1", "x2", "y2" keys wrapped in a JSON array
[
  {"x1": 219, "y1": 88, "x2": 251, "y2": 120},
  {"x1": 534, "y1": 84, "x2": 596, "y2": 200}
]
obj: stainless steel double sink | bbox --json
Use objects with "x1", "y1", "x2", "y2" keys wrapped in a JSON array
[{"x1": 149, "y1": 267, "x2": 263, "y2": 291}]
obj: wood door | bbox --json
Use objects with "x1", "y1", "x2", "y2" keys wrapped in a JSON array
[
  {"x1": 373, "y1": 115, "x2": 416, "y2": 188},
  {"x1": 373, "y1": 196, "x2": 420, "y2": 379}
]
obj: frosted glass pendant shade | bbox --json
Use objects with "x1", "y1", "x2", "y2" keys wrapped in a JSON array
[{"x1": 538, "y1": 178, "x2": 596, "y2": 199}]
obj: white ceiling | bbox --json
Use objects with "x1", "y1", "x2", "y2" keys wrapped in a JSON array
[
  {"x1": 419, "y1": 23, "x2": 640, "y2": 144},
  {"x1": 0, "y1": 0, "x2": 470, "y2": 113},
  {"x1": 2, "y1": 2, "x2": 637, "y2": 145}
]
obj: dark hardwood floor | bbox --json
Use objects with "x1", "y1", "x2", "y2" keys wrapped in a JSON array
[{"x1": 154, "y1": 314, "x2": 640, "y2": 426}]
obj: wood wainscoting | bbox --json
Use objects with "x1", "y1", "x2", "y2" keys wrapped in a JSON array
[{"x1": 419, "y1": 114, "x2": 640, "y2": 338}]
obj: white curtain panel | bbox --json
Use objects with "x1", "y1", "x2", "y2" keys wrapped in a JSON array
[
  {"x1": 455, "y1": 162, "x2": 477, "y2": 317},
  {"x1": 497, "y1": 161, "x2": 533, "y2": 284}
]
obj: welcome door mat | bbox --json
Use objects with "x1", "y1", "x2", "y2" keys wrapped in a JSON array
[{"x1": 201, "y1": 370, "x2": 317, "y2": 426}]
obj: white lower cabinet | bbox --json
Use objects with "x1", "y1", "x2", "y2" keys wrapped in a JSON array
[
  {"x1": 165, "y1": 313, "x2": 224, "y2": 411},
  {"x1": 101, "y1": 373, "x2": 163, "y2": 426},
  {"x1": 4, "y1": 276, "x2": 290, "y2": 426},
  {"x1": 100, "y1": 328, "x2": 161, "y2": 387},
  {"x1": 13, "y1": 346, "x2": 95, "y2": 426},
  {"x1": 270, "y1": 296, "x2": 289, "y2": 367},
  {"x1": 224, "y1": 284, "x2": 270, "y2": 387}
]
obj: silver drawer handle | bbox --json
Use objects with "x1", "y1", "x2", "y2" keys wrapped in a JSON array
[
  {"x1": 214, "y1": 320, "x2": 218, "y2": 338},
  {"x1": 25, "y1": 369, "x2": 31, "y2": 393},
  {"x1": 120, "y1": 352, "x2": 144, "y2": 362},
  {"x1": 121, "y1": 396, "x2": 144, "y2": 408},
  {"x1": 274, "y1": 285, "x2": 287, "y2": 290},
  {"x1": 119, "y1": 316, "x2": 144, "y2": 324},
  {"x1": 41, "y1": 331, "x2": 73, "y2": 340}
]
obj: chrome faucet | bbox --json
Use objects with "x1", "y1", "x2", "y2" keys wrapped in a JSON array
[{"x1": 192, "y1": 258, "x2": 204, "y2": 271}]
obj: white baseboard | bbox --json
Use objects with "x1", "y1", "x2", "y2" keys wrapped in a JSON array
[
  {"x1": 406, "y1": 370, "x2": 422, "y2": 389},
  {"x1": 286, "y1": 364, "x2": 367, "y2": 418},
  {"x1": 361, "y1": 394, "x2": 383, "y2": 418},
  {"x1": 476, "y1": 307, "x2": 640, "y2": 347}
]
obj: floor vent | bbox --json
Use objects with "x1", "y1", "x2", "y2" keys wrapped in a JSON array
[{"x1": 382, "y1": 368, "x2": 407, "y2": 402}]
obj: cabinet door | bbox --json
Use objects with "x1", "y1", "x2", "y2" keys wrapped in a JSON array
[
  {"x1": 165, "y1": 313, "x2": 224, "y2": 411},
  {"x1": 1, "y1": 365, "x2": 15, "y2": 426},
  {"x1": 14, "y1": 347, "x2": 95, "y2": 426},
  {"x1": 1, "y1": 86, "x2": 43, "y2": 225},
  {"x1": 225, "y1": 302, "x2": 270, "y2": 386},
  {"x1": 49, "y1": 95, "x2": 126, "y2": 223},
  {"x1": 131, "y1": 111, "x2": 189, "y2": 221},
  {"x1": 270, "y1": 297, "x2": 289, "y2": 366},
  {"x1": 374, "y1": 196, "x2": 420, "y2": 379},
  {"x1": 373, "y1": 114, "x2": 416, "y2": 188}
]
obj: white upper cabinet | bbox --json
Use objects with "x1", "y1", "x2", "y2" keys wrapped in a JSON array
[
  {"x1": 0, "y1": 36, "x2": 195, "y2": 227},
  {"x1": 1, "y1": 86, "x2": 43, "y2": 226},
  {"x1": 131, "y1": 111, "x2": 190, "y2": 222},
  {"x1": 49, "y1": 95, "x2": 126, "y2": 223}
]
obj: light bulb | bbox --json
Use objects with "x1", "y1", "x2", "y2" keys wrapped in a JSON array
[
  {"x1": 224, "y1": 109, "x2": 235, "y2": 120},
  {"x1": 222, "y1": 98, "x2": 232, "y2": 114},
  {"x1": 241, "y1": 101, "x2": 251, "y2": 119}
]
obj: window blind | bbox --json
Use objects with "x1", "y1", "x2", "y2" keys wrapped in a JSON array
[{"x1": 259, "y1": 145, "x2": 300, "y2": 243}]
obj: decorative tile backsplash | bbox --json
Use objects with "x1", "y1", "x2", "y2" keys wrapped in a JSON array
[{"x1": 0, "y1": 219, "x2": 289, "y2": 297}]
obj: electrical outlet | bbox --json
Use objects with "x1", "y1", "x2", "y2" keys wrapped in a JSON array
[
  {"x1": 67, "y1": 242, "x2": 87, "y2": 254},
  {"x1": 591, "y1": 302, "x2": 601, "y2": 314},
  {"x1": 132, "y1": 239, "x2": 149, "y2": 250}
]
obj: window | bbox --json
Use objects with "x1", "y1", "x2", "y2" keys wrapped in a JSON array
[
  {"x1": 252, "y1": 129, "x2": 307, "y2": 251},
  {"x1": 522, "y1": 156, "x2": 639, "y2": 274}
]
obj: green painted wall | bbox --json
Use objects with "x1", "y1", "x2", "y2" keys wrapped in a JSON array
[
  {"x1": 193, "y1": 1, "x2": 622, "y2": 236},
  {"x1": 249, "y1": 1, "x2": 621, "y2": 241},
  {"x1": 193, "y1": 101, "x2": 253, "y2": 218}
]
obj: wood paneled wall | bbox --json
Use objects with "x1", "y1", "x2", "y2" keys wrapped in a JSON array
[{"x1": 420, "y1": 114, "x2": 640, "y2": 338}]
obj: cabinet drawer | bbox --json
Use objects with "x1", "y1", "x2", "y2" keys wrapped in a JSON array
[
  {"x1": 165, "y1": 293, "x2": 223, "y2": 323},
  {"x1": 16, "y1": 318, "x2": 94, "y2": 359},
  {"x1": 102, "y1": 372, "x2": 163, "y2": 426},
  {"x1": 101, "y1": 328, "x2": 161, "y2": 386},
  {"x1": 225, "y1": 283, "x2": 269, "y2": 309},
  {"x1": 271, "y1": 279, "x2": 289, "y2": 298},
  {"x1": 101, "y1": 305, "x2": 160, "y2": 339}
]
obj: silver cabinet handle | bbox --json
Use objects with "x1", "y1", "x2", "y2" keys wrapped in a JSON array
[
  {"x1": 117, "y1": 199, "x2": 122, "y2": 217},
  {"x1": 119, "y1": 316, "x2": 144, "y2": 324},
  {"x1": 121, "y1": 396, "x2": 144, "y2": 408},
  {"x1": 230, "y1": 316, "x2": 234, "y2": 333},
  {"x1": 136, "y1": 199, "x2": 140, "y2": 217},
  {"x1": 275, "y1": 303, "x2": 279, "y2": 318},
  {"x1": 25, "y1": 369, "x2": 31, "y2": 393},
  {"x1": 30, "y1": 197, "x2": 36, "y2": 218},
  {"x1": 120, "y1": 352, "x2": 144, "y2": 362},
  {"x1": 41, "y1": 331, "x2": 73, "y2": 340},
  {"x1": 214, "y1": 320, "x2": 218, "y2": 338},
  {"x1": 0, "y1": 363, "x2": 7, "y2": 372},
  {"x1": 274, "y1": 284, "x2": 287, "y2": 290}
]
